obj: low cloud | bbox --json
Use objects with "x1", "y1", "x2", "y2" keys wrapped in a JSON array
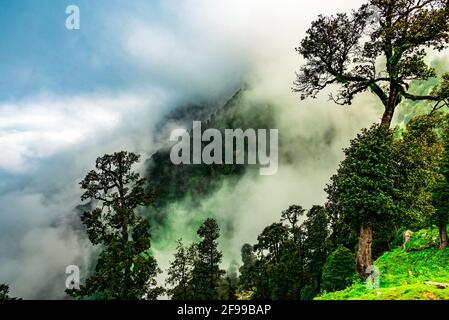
[
  {"x1": 0, "y1": 89, "x2": 171, "y2": 298},
  {"x1": 1, "y1": 0, "x2": 398, "y2": 299}
]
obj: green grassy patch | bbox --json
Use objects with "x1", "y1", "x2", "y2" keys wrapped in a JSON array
[{"x1": 317, "y1": 231, "x2": 449, "y2": 300}]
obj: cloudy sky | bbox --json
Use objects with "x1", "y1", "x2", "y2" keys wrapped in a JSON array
[{"x1": 0, "y1": 0, "x2": 390, "y2": 299}]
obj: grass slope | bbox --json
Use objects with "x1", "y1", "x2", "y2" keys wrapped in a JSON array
[{"x1": 317, "y1": 228, "x2": 449, "y2": 300}]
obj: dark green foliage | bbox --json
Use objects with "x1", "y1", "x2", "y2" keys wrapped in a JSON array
[
  {"x1": 399, "y1": 113, "x2": 445, "y2": 228},
  {"x1": 272, "y1": 241, "x2": 304, "y2": 299},
  {"x1": 327, "y1": 125, "x2": 403, "y2": 229},
  {"x1": 255, "y1": 239, "x2": 304, "y2": 300},
  {"x1": 299, "y1": 284, "x2": 317, "y2": 300},
  {"x1": 302, "y1": 206, "x2": 329, "y2": 294},
  {"x1": 144, "y1": 90, "x2": 276, "y2": 230},
  {"x1": 218, "y1": 263, "x2": 239, "y2": 300},
  {"x1": 326, "y1": 125, "x2": 408, "y2": 273},
  {"x1": 281, "y1": 205, "x2": 304, "y2": 229},
  {"x1": 327, "y1": 199, "x2": 359, "y2": 254},
  {"x1": 166, "y1": 239, "x2": 197, "y2": 299},
  {"x1": 321, "y1": 246, "x2": 355, "y2": 292},
  {"x1": 165, "y1": 219, "x2": 229, "y2": 300},
  {"x1": 254, "y1": 223, "x2": 290, "y2": 263},
  {"x1": 294, "y1": 0, "x2": 449, "y2": 127},
  {"x1": 432, "y1": 123, "x2": 449, "y2": 248},
  {"x1": 66, "y1": 151, "x2": 163, "y2": 300},
  {"x1": 249, "y1": 205, "x2": 331, "y2": 300},
  {"x1": 371, "y1": 223, "x2": 397, "y2": 259},
  {"x1": 281, "y1": 205, "x2": 305, "y2": 242},
  {"x1": 238, "y1": 244, "x2": 256, "y2": 291},
  {"x1": 251, "y1": 222, "x2": 301, "y2": 300},
  {"x1": 190, "y1": 218, "x2": 225, "y2": 299}
]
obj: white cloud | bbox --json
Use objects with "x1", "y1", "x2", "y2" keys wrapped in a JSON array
[
  {"x1": 0, "y1": 225, "x2": 93, "y2": 299},
  {"x1": 0, "y1": 0, "x2": 387, "y2": 298},
  {"x1": 0, "y1": 88, "x2": 171, "y2": 298},
  {"x1": 0, "y1": 91, "x2": 167, "y2": 172}
]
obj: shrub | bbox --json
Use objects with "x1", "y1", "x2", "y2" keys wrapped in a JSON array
[{"x1": 321, "y1": 245, "x2": 355, "y2": 292}]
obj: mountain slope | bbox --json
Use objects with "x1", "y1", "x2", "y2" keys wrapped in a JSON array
[
  {"x1": 141, "y1": 88, "x2": 277, "y2": 241},
  {"x1": 317, "y1": 228, "x2": 449, "y2": 300}
]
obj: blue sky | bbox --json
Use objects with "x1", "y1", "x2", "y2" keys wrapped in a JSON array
[
  {"x1": 0, "y1": 0, "x2": 164, "y2": 99},
  {"x1": 0, "y1": 1, "x2": 186, "y2": 298}
]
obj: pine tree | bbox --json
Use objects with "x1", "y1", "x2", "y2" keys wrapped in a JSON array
[
  {"x1": 252, "y1": 220, "x2": 301, "y2": 299},
  {"x1": 190, "y1": 218, "x2": 224, "y2": 299},
  {"x1": 166, "y1": 239, "x2": 197, "y2": 299},
  {"x1": 66, "y1": 151, "x2": 163, "y2": 299}
]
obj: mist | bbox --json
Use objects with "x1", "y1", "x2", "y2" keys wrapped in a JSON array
[{"x1": 2, "y1": 0, "x2": 429, "y2": 299}]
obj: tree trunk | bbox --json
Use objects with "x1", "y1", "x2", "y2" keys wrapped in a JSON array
[
  {"x1": 356, "y1": 223, "x2": 373, "y2": 275},
  {"x1": 380, "y1": 106, "x2": 395, "y2": 128},
  {"x1": 439, "y1": 224, "x2": 448, "y2": 249}
]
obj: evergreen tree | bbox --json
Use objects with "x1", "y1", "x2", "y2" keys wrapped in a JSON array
[
  {"x1": 238, "y1": 243, "x2": 256, "y2": 291},
  {"x1": 190, "y1": 218, "x2": 224, "y2": 299},
  {"x1": 326, "y1": 125, "x2": 404, "y2": 275},
  {"x1": 166, "y1": 239, "x2": 197, "y2": 299},
  {"x1": 432, "y1": 126, "x2": 449, "y2": 249},
  {"x1": 272, "y1": 241, "x2": 304, "y2": 299},
  {"x1": 302, "y1": 205, "x2": 329, "y2": 295},
  {"x1": 294, "y1": 0, "x2": 449, "y2": 128},
  {"x1": 390, "y1": 113, "x2": 447, "y2": 248},
  {"x1": 321, "y1": 245, "x2": 355, "y2": 292},
  {"x1": 281, "y1": 205, "x2": 305, "y2": 242},
  {"x1": 218, "y1": 263, "x2": 239, "y2": 300},
  {"x1": 399, "y1": 113, "x2": 445, "y2": 229},
  {"x1": 252, "y1": 223, "x2": 289, "y2": 299},
  {"x1": 66, "y1": 151, "x2": 163, "y2": 300},
  {"x1": 326, "y1": 180, "x2": 359, "y2": 253},
  {"x1": 254, "y1": 223, "x2": 289, "y2": 263},
  {"x1": 252, "y1": 219, "x2": 303, "y2": 299}
]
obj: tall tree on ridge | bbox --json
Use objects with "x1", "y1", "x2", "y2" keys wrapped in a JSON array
[
  {"x1": 326, "y1": 125, "x2": 403, "y2": 275},
  {"x1": 294, "y1": 0, "x2": 449, "y2": 127},
  {"x1": 66, "y1": 151, "x2": 163, "y2": 300}
]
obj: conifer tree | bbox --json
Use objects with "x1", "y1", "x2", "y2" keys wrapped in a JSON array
[
  {"x1": 66, "y1": 151, "x2": 163, "y2": 299},
  {"x1": 190, "y1": 218, "x2": 224, "y2": 299}
]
